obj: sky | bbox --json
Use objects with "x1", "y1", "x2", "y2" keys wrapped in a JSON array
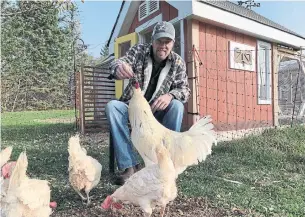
[{"x1": 75, "y1": 0, "x2": 305, "y2": 58}]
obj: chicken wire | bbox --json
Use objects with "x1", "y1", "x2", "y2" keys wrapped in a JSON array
[{"x1": 187, "y1": 46, "x2": 305, "y2": 142}]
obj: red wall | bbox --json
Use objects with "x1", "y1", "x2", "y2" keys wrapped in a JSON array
[
  {"x1": 198, "y1": 22, "x2": 273, "y2": 131},
  {"x1": 128, "y1": 1, "x2": 178, "y2": 34}
]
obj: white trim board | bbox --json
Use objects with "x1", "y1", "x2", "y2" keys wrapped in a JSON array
[
  {"x1": 180, "y1": 19, "x2": 185, "y2": 60},
  {"x1": 257, "y1": 40, "x2": 272, "y2": 105},
  {"x1": 229, "y1": 41, "x2": 256, "y2": 72},
  {"x1": 108, "y1": 1, "x2": 139, "y2": 54},
  {"x1": 192, "y1": 1, "x2": 305, "y2": 49}
]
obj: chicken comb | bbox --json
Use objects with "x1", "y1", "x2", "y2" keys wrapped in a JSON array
[
  {"x1": 1, "y1": 161, "x2": 16, "y2": 179},
  {"x1": 101, "y1": 195, "x2": 112, "y2": 210},
  {"x1": 131, "y1": 77, "x2": 140, "y2": 89},
  {"x1": 134, "y1": 81, "x2": 140, "y2": 89},
  {"x1": 49, "y1": 201, "x2": 57, "y2": 209}
]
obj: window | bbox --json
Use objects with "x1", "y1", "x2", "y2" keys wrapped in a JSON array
[
  {"x1": 138, "y1": 0, "x2": 159, "y2": 21},
  {"x1": 142, "y1": 30, "x2": 153, "y2": 43},
  {"x1": 257, "y1": 40, "x2": 272, "y2": 104}
]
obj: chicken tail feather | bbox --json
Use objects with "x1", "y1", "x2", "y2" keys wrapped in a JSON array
[
  {"x1": 187, "y1": 115, "x2": 217, "y2": 162},
  {"x1": 188, "y1": 115, "x2": 217, "y2": 146},
  {"x1": 68, "y1": 134, "x2": 86, "y2": 158},
  {"x1": 170, "y1": 115, "x2": 217, "y2": 175}
]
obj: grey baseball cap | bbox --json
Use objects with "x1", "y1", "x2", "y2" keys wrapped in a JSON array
[{"x1": 152, "y1": 21, "x2": 175, "y2": 41}]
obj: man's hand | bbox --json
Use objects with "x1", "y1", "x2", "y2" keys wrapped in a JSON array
[
  {"x1": 116, "y1": 62, "x2": 134, "y2": 79},
  {"x1": 151, "y1": 93, "x2": 173, "y2": 113}
]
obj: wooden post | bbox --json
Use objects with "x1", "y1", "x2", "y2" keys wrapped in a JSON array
[
  {"x1": 79, "y1": 64, "x2": 85, "y2": 134},
  {"x1": 272, "y1": 45, "x2": 280, "y2": 127},
  {"x1": 186, "y1": 19, "x2": 200, "y2": 128}
]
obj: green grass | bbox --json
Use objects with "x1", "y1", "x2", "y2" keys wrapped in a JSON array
[
  {"x1": 179, "y1": 126, "x2": 305, "y2": 216},
  {"x1": 2, "y1": 109, "x2": 75, "y2": 126},
  {"x1": 1, "y1": 110, "x2": 115, "y2": 211},
  {"x1": 1, "y1": 110, "x2": 305, "y2": 216}
]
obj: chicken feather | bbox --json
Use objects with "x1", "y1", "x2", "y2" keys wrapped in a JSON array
[
  {"x1": 128, "y1": 83, "x2": 217, "y2": 176},
  {"x1": 16, "y1": 179, "x2": 51, "y2": 210}
]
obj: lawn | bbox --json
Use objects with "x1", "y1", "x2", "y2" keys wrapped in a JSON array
[{"x1": 1, "y1": 110, "x2": 305, "y2": 217}]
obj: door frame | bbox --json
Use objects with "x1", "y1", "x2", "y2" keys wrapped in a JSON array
[{"x1": 114, "y1": 32, "x2": 138, "y2": 99}]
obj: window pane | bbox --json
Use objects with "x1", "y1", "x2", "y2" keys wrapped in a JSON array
[
  {"x1": 259, "y1": 48, "x2": 267, "y2": 100},
  {"x1": 143, "y1": 31, "x2": 152, "y2": 43}
]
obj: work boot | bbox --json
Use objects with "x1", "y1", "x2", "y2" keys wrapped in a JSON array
[
  {"x1": 114, "y1": 167, "x2": 135, "y2": 185},
  {"x1": 134, "y1": 163, "x2": 142, "y2": 172}
]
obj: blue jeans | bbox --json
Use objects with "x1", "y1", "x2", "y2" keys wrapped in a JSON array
[{"x1": 105, "y1": 99, "x2": 184, "y2": 171}]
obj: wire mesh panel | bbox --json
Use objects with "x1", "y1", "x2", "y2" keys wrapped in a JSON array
[
  {"x1": 188, "y1": 45, "x2": 304, "y2": 142},
  {"x1": 278, "y1": 56, "x2": 305, "y2": 125}
]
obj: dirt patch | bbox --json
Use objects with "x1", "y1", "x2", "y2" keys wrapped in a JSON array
[{"x1": 51, "y1": 195, "x2": 227, "y2": 217}]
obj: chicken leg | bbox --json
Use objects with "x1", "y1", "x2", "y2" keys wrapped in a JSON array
[
  {"x1": 73, "y1": 186, "x2": 86, "y2": 201},
  {"x1": 140, "y1": 202, "x2": 152, "y2": 217},
  {"x1": 160, "y1": 205, "x2": 166, "y2": 217},
  {"x1": 86, "y1": 191, "x2": 91, "y2": 206}
]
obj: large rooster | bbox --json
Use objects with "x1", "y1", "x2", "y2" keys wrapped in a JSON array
[{"x1": 128, "y1": 80, "x2": 217, "y2": 176}]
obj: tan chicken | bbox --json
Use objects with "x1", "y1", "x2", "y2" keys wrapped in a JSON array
[
  {"x1": 68, "y1": 134, "x2": 102, "y2": 205},
  {"x1": 101, "y1": 145, "x2": 177, "y2": 217},
  {"x1": 128, "y1": 81, "x2": 217, "y2": 176},
  {"x1": 3, "y1": 152, "x2": 53, "y2": 217}
]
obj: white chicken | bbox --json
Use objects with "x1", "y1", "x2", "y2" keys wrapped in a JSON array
[
  {"x1": 3, "y1": 151, "x2": 53, "y2": 217},
  {"x1": 1, "y1": 146, "x2": 13, "y2": 212},
  {"x1": 101, "y1": 145, "x2": 177, "y2": 217},
  {"x1": 128, "y1": 81, "x2": 217, "y2": 176},
  {"x1": 68, "y1": 134, "x2": 102, "y2": 205}
]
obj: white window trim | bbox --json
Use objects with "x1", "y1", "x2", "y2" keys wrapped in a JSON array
[
  {"x1": 179, "y1": 19, "x2": 184, "y2": 60},
  {"x1": 229, "y1": 41, "x2": 256, "y2": 72},
  {"x1": 257, "y1": 40, "x2": 272, "y2": 105},
  {"x1": 138, "y1": 0, "x2": 160, "y2": 22}
]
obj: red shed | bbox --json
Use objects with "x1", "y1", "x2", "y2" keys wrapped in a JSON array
[{"x1": 106, "y1": 0, "x2": 305, "y2": 134}]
